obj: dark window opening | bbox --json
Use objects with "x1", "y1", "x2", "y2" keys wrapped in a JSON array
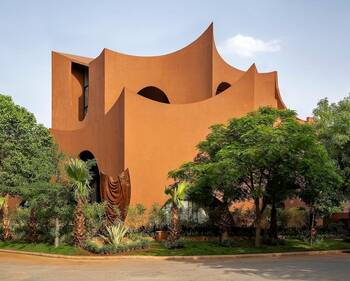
[
  {"x1": 137, "y1": 86, "x2": 170, "y2": 103},
  {"x1": 215, "y1": 82, "x2": 231, "y2": 95},
  {"x1": 72, "y1": 63, "x2": 89, "y2": 121},
  {"x1": 79, "y1": 150, "x2": 101, "y2": 203}
]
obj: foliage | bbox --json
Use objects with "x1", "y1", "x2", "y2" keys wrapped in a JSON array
[
  {"x1": 163, "y1": 239, "x2": 185, "y2": 249},
  {"x1": 0, "y1": 94, "x2": 62, "y2": 240},
  {"x1": 169, "y1": 107, "x2": 342, "y2": 247},
  {"x1": 313, "y1": 96, "x2": 350, "y2": 195},
  {"x1": 83, "y1": 202, "x2": 108, "y2": 239},
  {"x1": 148, "y1": 203, "x2": 167, "y2": 230},
  {"x1": 0, "y1": 94, "x2": 61, "y2": 196},
  {"x1": 84, "y1": 238, "x2": 149, "y2": 254},
  {"x1": 164, "y1": 182, "x2": 189, "y2": 243},
  {"x1": 100, "y1": 224, "x2": 129, "y2": 247},
  {"x1": 125, "y1": 204, "x2": 147, "y2": 231},
  {"x1": 280, "y1": 207, "x2": 307, "y2": 229},
  {"x1": 19, "y1": 182, "x2": 75, "y2": 244},
  {"x1": 64, "y1": 158, "x2": 92, "y2": 202}
]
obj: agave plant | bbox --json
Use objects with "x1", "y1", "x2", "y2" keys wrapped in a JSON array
[
  {"x1": 64, "y1": 158, "x2": 91, "y2": 247},
  {"x1": 101, "y1": 224, "x2": 128, "y2": 247}
]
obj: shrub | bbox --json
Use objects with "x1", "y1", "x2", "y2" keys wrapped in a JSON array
[
  {"x1": 163, "y1": 239, "x2": 184, "y2": 249},
  {"x1": 148, "y1": 203, "x2": 167, "y2": 230},
  {"x1": 280, "y1": 207, "x2": 307, "y2": 229},
  {"x1": 84, "y1": 236, "x2": 149, "y2": 254},
  {"x1": 12, "y1": 207, "x2": 30, "y2": 240},
  {"x1": 83, "y1": 202, "x2": 108, "y2": 239},
  {"x1": 125, "y1": 204, "x2": 147, "y2": 231}
]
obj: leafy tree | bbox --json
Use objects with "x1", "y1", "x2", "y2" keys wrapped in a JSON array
[
  {"x1": 64, "y1": 158, "x2": 91, "y2": 247},
  {"x1": 313, "y1": 96, "x2": 350, "y2": 224},
  {"x1": 170, "y1": 107, "x2": 341, "y2": 247},
  {"x1": 20, "y1": 182, "x2": 74, "y2": 246},
  {"x1": 0, "y1": 94, "x2": 61, "y2": 240},
  {"x1": 164, "y1": 182, "x2": 188, "y2": 243}
]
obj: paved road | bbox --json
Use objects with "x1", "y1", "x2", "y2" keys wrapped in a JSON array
[{"x1": 0, "y1": 253, "x2": 349, "y2": 281}]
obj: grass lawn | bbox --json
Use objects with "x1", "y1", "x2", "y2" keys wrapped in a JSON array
[
  {"x1": 0, "y1": 239, "x2": 349, "y2": 256},
  {"x1": 128, "y1": 239, "x2": 350, "y2": 256},
  {"x1": 0, "y1": 241, "x2": 87, "y2": 255}
]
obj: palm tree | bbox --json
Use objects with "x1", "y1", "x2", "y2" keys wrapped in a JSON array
[
  {"x1": 164, "y1": 182, "x2": 188, "y2": 242},
  {"x1": 64, "y1": 158, "x2": 91, "y2": 247}
]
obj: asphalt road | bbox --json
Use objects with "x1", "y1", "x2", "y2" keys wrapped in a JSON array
[{"x1": 0, "y1": 253, "x2": 349, "y2": 281}]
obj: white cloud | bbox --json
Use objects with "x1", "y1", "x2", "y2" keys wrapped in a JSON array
[{"x1": 219, "y1": 34, "x2": 281, "y2": 58}]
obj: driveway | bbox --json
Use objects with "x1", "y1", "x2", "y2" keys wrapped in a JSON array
[{"x1": 0, "y1": 252, "x2": 349, "y2": 281}]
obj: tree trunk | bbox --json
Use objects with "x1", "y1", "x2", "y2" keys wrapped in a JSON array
[
  {"x1": 254, "y1": 198, "x2": 262, "y2": 247},
  {"x1": 2, "y1": 194, "x2": 11, "y2": 240},
  {"x1": 28, "y1": 208, "x2": 38, "y2": 243},
  {"x1": 73, "y1": 198, "x2": 86, "y2": 247},
  {"x1": 219, "y1": 228, "x2": 229, "y2": 243},
  {"x1": 269, "y1": 198, "x2": 278, "y2": 241},
  {"x1": 169, "y1": 205, "x2": 180, "y2": 242},
  {"x1": 54, "y1": 217, "x2": 60, "y2": 248}
]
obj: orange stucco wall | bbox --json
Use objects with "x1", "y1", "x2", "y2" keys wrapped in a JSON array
[{"x1": 51, "y1": 24, "x2": 286, "y2": 208}]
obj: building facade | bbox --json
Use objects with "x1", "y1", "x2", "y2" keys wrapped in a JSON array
[{"x1": 51, "y1": 24, "x2": 286, "y2": 214}]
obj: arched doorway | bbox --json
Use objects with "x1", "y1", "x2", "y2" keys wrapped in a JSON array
[
  {"x1": 79, "y1": 151, "x2": 101, "y2": 203},
  {"x1": 137, "y1": 86, "x2": 170, "y2": 103}
]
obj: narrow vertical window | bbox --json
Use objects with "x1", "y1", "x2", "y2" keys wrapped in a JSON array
[{"x1": 72, "y1": 63, "x2": 89, "y2": 121}]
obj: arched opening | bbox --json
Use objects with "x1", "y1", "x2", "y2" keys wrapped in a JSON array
[
  {"x1": 79, "y1": 151, "x2": 101, "y2": 203},
  {"x1": 215, "y1": 82, "x2": 231, "y2": 95},
  {"x1": 137, "y1": 86, "x2": 170, "y2": 103}
]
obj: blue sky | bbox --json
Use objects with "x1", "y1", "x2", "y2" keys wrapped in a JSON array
[{"x1": 0, "y1": 0, "x2": 349, "y2": 127}]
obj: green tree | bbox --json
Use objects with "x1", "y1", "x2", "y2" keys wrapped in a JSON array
[
  {"x1": 20, "y1": 182, "x2": 74, "y2": 246},
  {"x1": 64, "y1": 158, "x2": 91, "y2": 247},
  {"x1": 0, "y1": 94, "x2": 61, "y2": 240},
  {"x1": 170, "y1": 107, "x2": 341, "y2": 247},
  {"x1": 164, "y1": 182, "x2": 188, "y2": 242},
  {"x1": 313, "y1": 96, "x2": 350, "y2": 221}
]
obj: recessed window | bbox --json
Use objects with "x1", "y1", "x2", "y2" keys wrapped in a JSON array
[
  {"x1": 215, "y1": 82, "x2": 231, "y2": 95},
  {"x1": 137, "y1": 86, "x2": 170, "y2": 103},
  {"x1": 72, "y1": 63, "x2": 89, "y2": 120}
]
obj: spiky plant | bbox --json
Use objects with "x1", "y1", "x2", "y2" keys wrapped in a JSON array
[
  {"x1": 101, "y1": 224, "x2": 128, "y2": 247},
  {"x1": 64, "y1": 158, "x2": 91, "y2": 247},
  {"x1": 164, "y1": 182, "x2": 188, "y2": 242}
]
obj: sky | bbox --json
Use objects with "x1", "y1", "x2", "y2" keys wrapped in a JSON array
[{"x1": 0, "y1": 0, "x2": 349, "y2": 127}]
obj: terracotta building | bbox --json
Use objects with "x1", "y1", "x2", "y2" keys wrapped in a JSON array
[{"x1": 51, "y1": 24, "x2": 286, "y2": 216}]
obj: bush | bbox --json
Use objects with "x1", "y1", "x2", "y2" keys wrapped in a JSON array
[
  {"x1": 83, "y1": 202, "x2": 108, "y2": 239},
  {"x1": 125, "y1": 204, "x2": 147, "y2": 231},
  {"x1": 280, "y1": 207, "x2": 307, "y2": 229},
  {"x1": 163, "y1": 240, "x2": 184, "y2": 249},
  {"x1": 11, "y1": 207, "x2": 30, "y2": 240},
  {"x1": 84, "y1": 238, "x2": 149, "y2": 254},
  {"x1": 148, "y1": 203, "x2": 167, "y2": 230}
]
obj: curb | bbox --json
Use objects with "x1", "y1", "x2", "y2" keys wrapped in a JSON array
[{"x1": 0, "y1": 248, "x2": 349, "y2": 261}]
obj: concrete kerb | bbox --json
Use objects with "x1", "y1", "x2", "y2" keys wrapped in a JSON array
[{"x1": 0, "y1": 248, "x2": 349, "y2": 261}]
